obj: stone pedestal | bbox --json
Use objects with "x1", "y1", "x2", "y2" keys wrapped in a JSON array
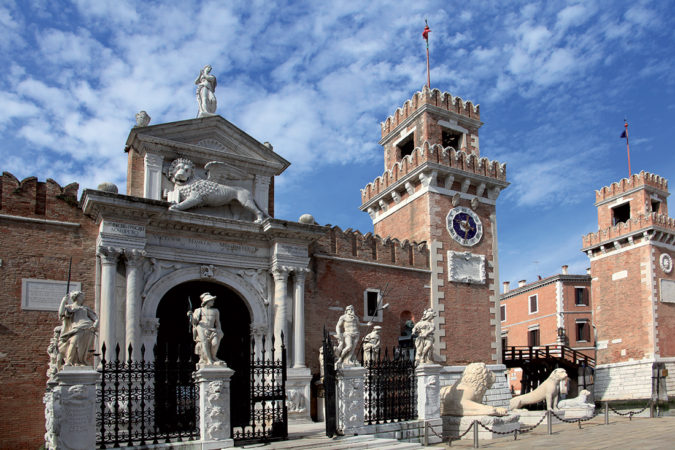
[
  {"x1": 44, "y1": 367, "x2": 99, "y2": 450},
  {"x1": 286, "y1": 367, "x2": 312, "y2": 421},
  {"x1": 516, "y1": 409, "x2": 562, "y2": 425},
  {"x1": 561, "y1": 405, "x2": 595, "y2": 419},
  {"x1": 442, "y1": 414, "x2": 520, "y2": 440},
  {"x1": 195, "y1": 366, "x2": 235, "y2": 449},
  {"x1": 337, "y1": 366, "x2": 366, "y2": 433},
  {"x1": 416, "y1": 363, "x2": 442, "y2": 419}
]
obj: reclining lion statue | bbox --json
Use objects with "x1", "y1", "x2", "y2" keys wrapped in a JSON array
[
  {"x1": 166, "y1": 158, "x2": 267, "y2": 223},
  {"x1": 509, "y1": 368, "x2": 568, "y2": 411},
  {"x1": 440, "y1": 362, "x2": 508, "y2": 416}
]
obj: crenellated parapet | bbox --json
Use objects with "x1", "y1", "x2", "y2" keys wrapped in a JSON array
[
  {"x1": 0, "y1": 172, "x2": 80, "y2": 219},
  {"x1": 312, "y1": 225, "x2": 429, "y2": 269},
  {"x1": 582, "y1": 212, "x2": 675, "y2": 252},
  {"x1": 595, "y1": 171, "x2": 668, "y2": 203},
  {"x1": 380, "y1": 86, "x2": 479, "y2": 137}
]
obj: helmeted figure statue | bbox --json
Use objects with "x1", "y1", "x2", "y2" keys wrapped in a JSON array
[
  {"x1": 58, "y1": 291, "x2": 98, "y2": 366},
  {"x1": 412, "y1": 308, "x2": 436, "y2": 364},
  {"x1": 362, "y1": 326, "x2": 382, "y2": 362},
  {"x1": 195, "y1": 65, "x2": 217, "y2": 117},
  {"x1": 189, "y1": 292, "x2": 225, "y2": 368},
  {"x1": 335, "y1": 305, "x2": 360, "y2": 367}
]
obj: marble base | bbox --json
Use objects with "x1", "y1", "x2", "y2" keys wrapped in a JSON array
[
  {"x1": 287, "y1": 367, "x2": 312, "y2": 421},
  {"x1": 442, "y1": 414, "x2": 520, "y2": 440},
  {"x1": 515, "y1": 409, "x2": 563, "y2": 425},
  {"x1": 560, "y1": 405, "x2": 595, "y2": 419},
  {"x1": 195, "y1": 366, "x2": 234, "y2": 443}
]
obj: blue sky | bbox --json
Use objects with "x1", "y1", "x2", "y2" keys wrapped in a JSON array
[{"x1": 1, "y1": 0, "x2": 674, "y2": 288}]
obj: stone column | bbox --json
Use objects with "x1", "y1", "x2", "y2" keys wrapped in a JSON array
[
  {"x1": 124, "y1": 249, "x2": 145, "y2": 360},
  {"x1": 143, "y1": 153, "x2": 164, "y2": 200},
  {"x1": 416, "y1": 363, "x2": 442, "y2": 419},
  {"x1": 195, "y1": 366, "x2": 235, "y2": 448},
  {"x1": 140, "y1": 318, "x2": 160, "y2": 361},
  {"x1": 337, "y1": 366, "x2": 366, "y2": 433},
  {"x1": 292, "y1": 268, "x2": 309, "y2": 368},
  {"x1": 98, "y1": 246, "x2": 120, "y2": 358},
  {"x1": 272, "y1": 266, "x2": 290, "y2": 356},
  {"x1": 44, "y1": 367, "x2": 99, "y2": 450}
]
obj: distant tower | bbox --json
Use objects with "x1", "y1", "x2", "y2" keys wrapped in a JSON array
[
  {"x1": 360, "y1": 86, "x2": 509, "y2": 364},
  {"x1": 582, "y1": 171, "x2": 675, "y2": 401}
]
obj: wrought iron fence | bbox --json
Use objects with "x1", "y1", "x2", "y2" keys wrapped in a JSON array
[
  {"x1": 362, "y1": 346, "x2": 417, "y2": 424},
  {"x1": 96, "y1": 342, "x2": 199, "y2": 448},
  {"x1": 232, "y1": 333, "x2": 288, "y2": 444}
]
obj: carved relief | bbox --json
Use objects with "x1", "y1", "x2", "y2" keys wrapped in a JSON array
[
  {"x1": 286, "y1": 389, "x2": 306, "y2": 413},
  {"x1": 447, "y1": 251, "x2": 486, "y2": 284},
  {"x1": 204, "y1": 381, "x2": 227, "y2": 440},
  {"x1": 338, "y1": 375, "x2": 364, "y2": 431},
  {"x1": 201, "y1": 264, "x2": 215, "y2": 279},
  {"x1": 142, "y1": 258, "x2": 185, "y2": 298}
]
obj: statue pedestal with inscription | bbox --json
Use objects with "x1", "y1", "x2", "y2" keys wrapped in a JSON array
[
  {"x1": 196, "y1": 366, "x2": 235, "y2": 449},
  {"x1": 336, "y1": 366, "x2": 366, "y2": 433},
  {"x1": 44, "y1": 367, "x2": 99, "y2": 450}
]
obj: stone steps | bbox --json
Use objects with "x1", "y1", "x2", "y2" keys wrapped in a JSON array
[{"x1": 240, "y1": 435, "x2": 424, "y2": 449}]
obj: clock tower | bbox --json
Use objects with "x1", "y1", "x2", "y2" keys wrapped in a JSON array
[{"x1": 360, "y1": 86, "x2": 509, "y2": 364}]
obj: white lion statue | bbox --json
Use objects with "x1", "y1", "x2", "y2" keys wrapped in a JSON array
[
  {"x1": 441, "y1": 362, "x2": 508, "y2": 416},
  {"x1": 166, "y1": 158, "x2": 267, "y2": 223},
  {"x1": 558, "y1": 389, "x2": 593, "y2": 409},
  {"x1": 509, "y1": 368, "x2": 568, "y2": 411}
]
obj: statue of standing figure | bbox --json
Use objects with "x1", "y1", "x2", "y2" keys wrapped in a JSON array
[
  {"x1": 335, "y1": 305, "x2": 360, "y2": 367},
  {"x1": 412, "y1": 308, "x2": 436, "y2": 364},
  {"x1": 362, "y1": 326, "x2": 382, "y2": 362},
  {"x1": 195, "y1": 65, "x2": 217, "y2": 118},
  {"x1": 189, "y1": 292, "x2": 226, "y2": 367},
  {"x1": 58, "y1": 291, "x2": 98, "y2": 366}
]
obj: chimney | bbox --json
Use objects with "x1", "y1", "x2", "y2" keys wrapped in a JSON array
[
  {"x1": 518, "y1": 279, "x2": 526, "y2": 288},
  {"x1": 503, "y1": 281, "x2": 510, "y2": 294},
  {"x1": 562, "y1": 265, "x2": 569, "y2": 275}
]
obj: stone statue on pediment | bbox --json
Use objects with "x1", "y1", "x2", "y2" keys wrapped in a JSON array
[
  {"x1": 165, "y1": 157, "x2": 267, "y2": 222},
  {"x1": 335, "y1": 305, "x2": 360, "y2": 367},
  {"x1": 195, "y1": 65, "x2": 217, "y2": 118},
  {"x1": 412, "y1": 308, "x2": 436, "y2": 364},
  {"x1": 188, "y1": 292, "x2": 226, "y2": 368},
  {"x1": 58, "y1": 291, "x2": 98, "y2": 367}
]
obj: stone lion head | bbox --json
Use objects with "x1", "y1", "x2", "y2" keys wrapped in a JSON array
[
  {"x1": 550, "y1": 368, "x2": 568, "y2": 382},
  {"x1": 168, "y1": 158, "x2": 195, "y2": 184},
  {"x1": 459, "y1": 362, "x2": 495, "y2": 399}
]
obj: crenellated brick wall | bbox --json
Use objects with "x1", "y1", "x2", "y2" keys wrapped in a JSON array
[{"x1": 595, "y1": 171, "x2": 668, "y2": 203}]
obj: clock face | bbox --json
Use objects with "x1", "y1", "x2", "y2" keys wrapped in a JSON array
[{"x1": 446, "y1": 206, "x2": 483, "y2": 247}]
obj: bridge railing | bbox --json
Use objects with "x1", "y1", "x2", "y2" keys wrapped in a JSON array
[{"x1": 503, "y1": 345, "x2": 595, "y2": 368}]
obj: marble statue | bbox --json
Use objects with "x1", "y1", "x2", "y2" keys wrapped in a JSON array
[
  {"x1": 47, "y1": 326, "x2": 64, "y2": 380},
  {"x1": 362, "y1": 326, "x2": 382, "y2": 362},
  {"x1": 58, "y1": 291, "x2": 98, "y2": 366},
  {"x1": 558, "y1": 389, "x2": 593, "y2": 409},
  {"x1": 188, "y1": 292, "x2": 225, "y2": 367},
  {"x1": 440, "y1": 362, "x2": 507, "y2": 416},
  {"x1": 135, "y1": 110, "x2": 151, "y2": 127},
  {"x1": 509, "y1": 368, "x2": 568, "y2": 411},
  {"x1": 412, "y1": 308, "x2": 436, "y2": 364},
  {"x1": 166, "y1": 157, "x2": 267, "y2": 222},
  {"x1": 335, "y1": 305, "x2": 360, "y2": 367},
  {"x1": 195, "y1": 64, "x2": 217, "y2": 117}
]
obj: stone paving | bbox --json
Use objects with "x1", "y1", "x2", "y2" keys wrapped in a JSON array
[{"x1": 435, "y1": 416, "x2": 675, "y2": 449}]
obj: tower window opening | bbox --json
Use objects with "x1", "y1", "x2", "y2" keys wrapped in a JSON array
[
  {"x1": 612, "y1": 203, "x2": 630, "y2": 225},
  {"x1": 397, "y1": 134, "x2": 415, "y2": 160},
  {"x1": 442, "y1": 129, "x2": 463, "y2": 150},
  {"x1": 651, "y1": 200, "x2": 661, "y2": 214}
]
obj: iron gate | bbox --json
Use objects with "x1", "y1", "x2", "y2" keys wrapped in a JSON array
[
  {"x1": 322, "y1": 326, "x2": 337, "y2": 437},
  {"x1": 232, "y1": 333, "x2": 288, "y2": 444}
]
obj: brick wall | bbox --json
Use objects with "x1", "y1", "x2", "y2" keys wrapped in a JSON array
[{"x1": 0, "y1": 172, "x2": 98, "y2": 449}]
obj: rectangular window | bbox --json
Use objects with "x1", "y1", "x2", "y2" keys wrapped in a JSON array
[
  {"x1": 576, "y1": 321, "x2": 590, "y2": 342},
  {"x1": 363, "y1": 289, "x2": 383, "y2": 322},
  {"x1": 396, "y1": 133, "x2": 415, "y2": 160},
  {"x1": 501, "y1": 335, "x2": 508, "y2": 349},
  {"x1": 500, "y1": 305, "x2": 506, "y2": 322},
  {"x1": 612, "y1": 202, "x2": 631, "y2": 225},
  {"x1": 575, "y1": 287, "x2": 587, "y2": 306},
  {"x1": 528, "y1": 328, "x2": 540, "y2": 347},
  {"x1": 529, "y1": 294, "x2": 538, "y2": 314},
  {"x1": 441, "y1": 129, "x2": 463, "y2": 150}
]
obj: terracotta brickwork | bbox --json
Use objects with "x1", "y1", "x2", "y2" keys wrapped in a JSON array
[
  {"x1": 0, "y1": 172, "x2": 98, "y2": 449},
  {"x1": 126, "y1": 147, "x2": 145, "y2": 197},
  {"x1": 654, "y1": 246, "x2": 675, "y2": 357}
]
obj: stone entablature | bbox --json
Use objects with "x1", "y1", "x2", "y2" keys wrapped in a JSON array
[
  {"x1": 595, "y1": 171, "x2": 669, "y2": 204},
  {"x1": 582, "y1": 212, "x2": 675, "y2": 253},
  {"x1": 311, "y1": 225, "x2": 429, "y2": 270}
]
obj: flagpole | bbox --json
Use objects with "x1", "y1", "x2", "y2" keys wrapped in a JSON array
[
  {"x1": 423, "y1": 20, "x2": 431, "y2": 89},
  {"x1": 624, "y1": 120, "x2": 632, "y2": 178}
]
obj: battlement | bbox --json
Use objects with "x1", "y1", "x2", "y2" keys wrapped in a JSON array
[
  {"x1": 582, "y1": 212, "x2": 675, "y2": 249},
  {"x1": 595, "y1": 171, "x2": 668, "y2": 203},
  {"x1": 0, "y1": 172, "x2": 80, "y2": 220},
  {"x1": 380, "y1": 86, "x2": 479, "y2": 138},
  {"x1": 312, "y1": 225, "x2": 429, "y2": 269},
  {"x1": 360, "y1": 142, "x2": 506, "y2": 204}
]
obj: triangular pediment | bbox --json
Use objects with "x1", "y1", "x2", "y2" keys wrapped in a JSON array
[{"x1": 126, "y1": 115, "x2": 290, "y2": 176}]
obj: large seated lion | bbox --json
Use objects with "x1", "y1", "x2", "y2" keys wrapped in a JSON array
[
  {"x1": 509, "y1": 368, "x2": 568, "y2": 411},
  {"x1": 440, "y1": 362, "x2": 508, "y2": 416}
]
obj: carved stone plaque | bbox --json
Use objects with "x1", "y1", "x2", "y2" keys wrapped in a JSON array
[
  {"x1": 661, "y1": 279, "x2": 675, "y2": 303},
  {"x1": 101, "y1": 221, "x2": 146, "y2": 238},
  {"x1": 447, "y1": 251, "x2": 486, "y2": 284},
  {"x1": 22, "y1": 279, "x2": 82, "y2": 311}
]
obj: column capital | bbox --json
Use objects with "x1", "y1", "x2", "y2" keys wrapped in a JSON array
[
  {"x1": 97, "y1": 246, "x2": 121, "y2": 265},
  {"x1": 292, "y1": 267, "x2": 310, "y2": 280},
  {"x1": 271, "y1": 266, "x2": 290, "y2": 281},
  {"x1": 124, "y1": 248, "x2": 146, "y2": 266}
]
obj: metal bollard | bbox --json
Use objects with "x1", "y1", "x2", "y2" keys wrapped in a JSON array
[
  {"x1": 604, "y1": 402, "x2": 609, "y2": 425},
  {"x1": 473, "y1": 420, "x2": 479, "y2": 448},
  {"x1": 547, "y1": 410, "x2": 552, "y2": 435},
  {"x1": 423, "y1": 421, "x2": 428, "y2": 446},
  {"x1": 577, "y1": 419, "x2": 581, "y2": 429},
  {"x1": 629, "y1": 412, "x2": 633, "y2": 421}
]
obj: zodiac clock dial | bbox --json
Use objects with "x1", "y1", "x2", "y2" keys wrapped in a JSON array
[{"x1": 446, "y1": 206, "x2": 483, "y2": 247}]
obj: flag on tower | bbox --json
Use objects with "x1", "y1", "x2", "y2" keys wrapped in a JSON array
[
  {"x1": 620, "y1": 120, "x2": 632, "y2": 177},
  {"x1": 423, "y1": 20, "x2": 431, "y2": 88}
]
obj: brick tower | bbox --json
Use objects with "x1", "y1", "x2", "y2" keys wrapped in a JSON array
[
  {"x1": 582, "y1": 171, "x2": 675, "y2": 400},
  {"x1": 360, "y1": 86, "x2": 509, "y2": 364}
]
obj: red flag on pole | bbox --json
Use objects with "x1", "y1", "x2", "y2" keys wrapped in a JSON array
[
  {"x1": 423, "y1": 20, "x2": 431, "y2": 88},
  {"x1": 620, "y1": 119, "x2": 632, "y2": 177}
]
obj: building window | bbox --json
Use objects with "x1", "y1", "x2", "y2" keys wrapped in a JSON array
[
  {"x1": 612, "y1": 202, "x2": 630, "y2": 225},
  {"x1": 651, "y1": 199, "x2": 661, "y2": 214},
  {"x1": 397, "y1": 133, "x2": 415, "y2": 160},
  {"x1": 363, "y1": 289, "x2": 383, "y2": 322},
  {"x1": 500, "y1": 305, "x2": 506, "y2": 322},
  {"x1": 529, "y1": 294, "x2": 538, "y2": 314},
  {"x1": 501, "y1": 334, "x2": 508, "y2": 349},
  {"x1": 441, "y1": 128, "x2": 463, "y2": 150},
  {"x1": 575, "y1": 287, "x2": 587, "y2": 306},
  {"x1": 528, "y1": 328, "x2": 540, "y2": 347},
  {"x1": 576, "y1": 320, "x2": 591, "y2": 342}
]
